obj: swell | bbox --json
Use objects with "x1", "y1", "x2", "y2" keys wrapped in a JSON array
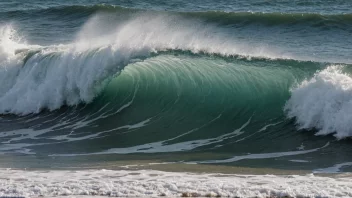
[{"x1": 2, "y1": 4, "x2": 352, "y2": 29}]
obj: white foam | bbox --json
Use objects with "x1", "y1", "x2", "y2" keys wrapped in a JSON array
[
  {"x1": 289, "y1": 159, "x2": 310, "y2": 163},
  {"x1": 114, "y1": 118, "x2": 151, "y2": 130},
  {"x1": 258, "y1": 121, "x2": 283, "y2": 132},
  {"x1": 234, "y1": 121, "x2": 282, "y2": 143},
  {"x1": 50, "y1": 116, "x2": 250, "y2": 156},
  {"x1": 0, "y1": 168, "x2": 351, "y2": 197},
  {"x1": 285, "y1": 65, "x2": 352, "y2": 139},
  {"x1": 199, "y1": 142, "x2": 329, "y2": 163},
  {"x1": 314, "y1": 162, "x2": 352, "y2": 173}
]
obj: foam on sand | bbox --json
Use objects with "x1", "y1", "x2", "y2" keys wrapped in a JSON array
[{"x1": 0, "y1": 168, "x2": 351, "y2": 197}]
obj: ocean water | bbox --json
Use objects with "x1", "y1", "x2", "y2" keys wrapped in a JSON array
[{"x1": 1, "y1": 0, "x2": 352, "y2": 197}]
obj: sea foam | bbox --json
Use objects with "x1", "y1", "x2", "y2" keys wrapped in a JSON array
[
  {"x1": 285, "y1": 65, "x2": 352, "y2": 139},
  {"x1": 0, "y1": 168, "x2": 351, "y2": 197}
]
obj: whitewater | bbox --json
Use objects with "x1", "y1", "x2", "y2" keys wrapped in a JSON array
[{"x1": 1, "y1": 168, "x2": 352, "y2": 197}]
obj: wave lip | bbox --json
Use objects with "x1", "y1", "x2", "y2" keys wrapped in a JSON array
[{"x1": 285, "y1": 65, "x2": 352, "y2": 139}]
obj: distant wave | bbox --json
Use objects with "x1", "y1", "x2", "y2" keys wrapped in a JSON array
[{"x1": 2, "y1": 4, "x2": 352, "y2": 28}]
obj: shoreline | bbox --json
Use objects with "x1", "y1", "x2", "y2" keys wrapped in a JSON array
[
  {"x1": 1, "y1": 158, "x2": 349, "y2": 176},
  {"x1": 0, "y1": 168, "x2": 351, "y2": 198}
]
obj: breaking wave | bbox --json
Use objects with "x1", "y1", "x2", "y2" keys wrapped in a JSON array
[{"x1": 0, "y1": 12, "x2": 351, "y2": 145}]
